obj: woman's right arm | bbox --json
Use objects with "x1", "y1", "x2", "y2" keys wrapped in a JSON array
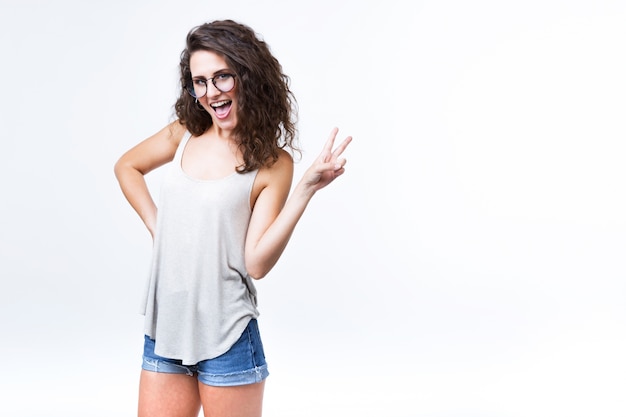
[{"x1": 114, "y1": 120, "x2": 186, "y2": 237}]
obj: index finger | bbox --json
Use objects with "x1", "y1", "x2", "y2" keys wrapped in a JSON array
[{"x1": 322, "y1": 127, "x2": 340, "y2": 154}]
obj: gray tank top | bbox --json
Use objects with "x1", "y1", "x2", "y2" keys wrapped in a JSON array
[{"x1": 141, "y1": 131, "x2": 260, "y2": 364}]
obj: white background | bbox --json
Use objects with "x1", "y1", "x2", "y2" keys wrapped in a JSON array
[{"x1": 1, "y1": 0, "x2": 625, "y2": 416}]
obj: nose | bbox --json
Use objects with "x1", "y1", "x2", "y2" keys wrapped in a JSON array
[{"x1": 207, "y1": 80, "x2": 222, "y2": 97}]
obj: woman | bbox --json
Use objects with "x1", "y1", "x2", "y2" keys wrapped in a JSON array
[{"x1": 114, "y1": 19, "x2": 351, "y2": 417}]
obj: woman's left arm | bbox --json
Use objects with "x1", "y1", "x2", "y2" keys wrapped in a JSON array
[{"x1": 245, "y1": 128, "x2": 352, "y2": 279}]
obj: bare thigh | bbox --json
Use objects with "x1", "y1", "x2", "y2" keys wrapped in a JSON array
[
  {"x1": 138, "y1": 370, "x2": 202, "y2": 417},
  {"x1": 198, "y1": 380, "x2": 265, "y2": 417}
]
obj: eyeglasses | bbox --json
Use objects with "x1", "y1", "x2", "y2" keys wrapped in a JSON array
[{"x1": 186, "y1": 73, "x2": 236, "y2": 98}]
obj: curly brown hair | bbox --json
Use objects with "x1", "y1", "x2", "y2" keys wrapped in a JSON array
[{"x1": 174, "y1": 20, "x2": 300, "y2": 172}]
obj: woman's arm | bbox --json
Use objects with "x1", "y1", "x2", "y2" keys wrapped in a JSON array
[
  {"x1": 114, "y1": 121, "x2": 186, "y2": 237},
  {"x1": 245, "y1": 127, "x2": 352, "y2": 279}
]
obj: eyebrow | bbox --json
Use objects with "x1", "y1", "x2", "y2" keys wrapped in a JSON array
[{"x1": 191, "y1": 69, "x2": 231, "y2": 79}]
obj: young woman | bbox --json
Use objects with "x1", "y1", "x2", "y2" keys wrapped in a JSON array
[{"x1": 114, "y1": 19, "x2": 352, "y2": 417}]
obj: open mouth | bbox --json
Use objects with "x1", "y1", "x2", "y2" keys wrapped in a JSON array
[{"x1": 210, "y1": 100, "x2": 232, "y2": 119}]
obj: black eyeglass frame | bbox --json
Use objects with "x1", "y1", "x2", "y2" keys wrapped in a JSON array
[{"x1": 186, "y1": 73, "x2": 236, "y2": 98}]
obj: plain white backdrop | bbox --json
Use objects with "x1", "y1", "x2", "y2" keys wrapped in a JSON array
[{"x1": 1, "y1": 0, "x2": 625, "y2": 416}]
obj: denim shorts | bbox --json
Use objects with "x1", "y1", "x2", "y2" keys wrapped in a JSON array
[{"x1": 142, "y1": 319, "x2": 269, "y2": 387}]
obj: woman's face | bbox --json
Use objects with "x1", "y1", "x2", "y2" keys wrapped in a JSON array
[{"x1": 189, "y1": 50, "x2": 238, "y2": 132}]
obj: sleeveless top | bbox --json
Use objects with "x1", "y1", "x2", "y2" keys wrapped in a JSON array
[{"x1": 140, "y1": 130, "x2": 260, "y2": 365}]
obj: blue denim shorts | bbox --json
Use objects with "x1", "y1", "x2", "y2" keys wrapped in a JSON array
[{"x1": 142, "y1": 319, "x2": 269, "y2": 387}]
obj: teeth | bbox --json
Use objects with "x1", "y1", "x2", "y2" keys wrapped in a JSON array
[{"x1": 210, "y1": 100, "x2": 230, "y2": 108}]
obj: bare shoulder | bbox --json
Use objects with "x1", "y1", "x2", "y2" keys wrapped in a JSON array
[
  {"x1": 163, "y1": 119, "x2": 188, "y2": 145},
  {"x1": 116, "y1": 119, "x2": 188, "y2": 175},
  {"x1": 252, "y1": 149, "x2": 294, "y2": 200},
  {"x1": 264, "y1": 149, "x2": 294, "y2": 183},
  {"x1": 273, "y1": 149, "x2": 295, "y2": 171}
]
